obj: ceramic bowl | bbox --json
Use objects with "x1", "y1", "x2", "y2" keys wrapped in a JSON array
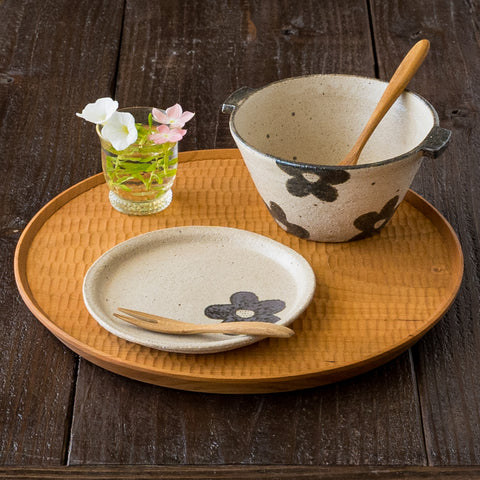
[{"x1": 222, "y1": 74, "x2": 451, "y2": 242}]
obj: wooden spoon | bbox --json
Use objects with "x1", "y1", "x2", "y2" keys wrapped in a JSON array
[
  {"x1": 114, "y1": 308, "x2": 295, "y2": 338},
  {"x1": 339, "y1": 39, "x2": 430, "y2": 166}
]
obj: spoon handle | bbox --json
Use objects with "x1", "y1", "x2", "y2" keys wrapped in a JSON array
[
  {"x1": 340, "y1": 39, "x2": 430, "y2": 166},
  {"x1": 114, "y1": 310, "x2": 295, "y2": 338}
]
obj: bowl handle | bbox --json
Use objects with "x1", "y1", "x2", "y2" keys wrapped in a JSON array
[
  {"x1": 419, "y1": 126, "x2": 452, "y2": 158},
  {"x1": 221, "y1": 87, "x2": 257, "y2": 114}
]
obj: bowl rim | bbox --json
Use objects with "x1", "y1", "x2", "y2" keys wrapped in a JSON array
[{"x1": 228, "y1": 73, "x2": 440, "y2": 171}]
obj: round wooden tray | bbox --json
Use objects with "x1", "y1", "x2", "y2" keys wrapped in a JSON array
[{"x1": 14, "y1": 149, "x2": 463, "y2": 394}]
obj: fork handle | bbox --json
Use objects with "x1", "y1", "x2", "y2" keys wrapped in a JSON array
[{"x1": 183, "y1": 322, "x2": 294, "y2": 337}]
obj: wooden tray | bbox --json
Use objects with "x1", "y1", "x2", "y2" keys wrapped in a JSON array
[{"x1": 14, "y1": 149, "x2": 464, "y2": 394}]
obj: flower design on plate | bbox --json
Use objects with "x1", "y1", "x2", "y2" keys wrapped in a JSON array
[
  {"x1": 204, "y1": 291, "x2": 286, "y2": 324},
  {"x1": 266, "y1": 201, "x2": 310, "y2": 239},
  {"x1": 276, "y1": 162, "x2": 350, "y2": 202},
  {"x1": 350, "y1": 195, "x2": 400, "y2": 241}
]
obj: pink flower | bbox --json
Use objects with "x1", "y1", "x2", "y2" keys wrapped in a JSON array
[
  {"x1": 152, "y1": 104, "x2": 195, "y2": 128},
  {"x1": 149, "y1": 125, "x2": 187, "y2": 144}
]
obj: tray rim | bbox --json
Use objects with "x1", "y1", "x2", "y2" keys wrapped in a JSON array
[{"x1": 13, "y1": 149, "x2": 464, "y2": 393}]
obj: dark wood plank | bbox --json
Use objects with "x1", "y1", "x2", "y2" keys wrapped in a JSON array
[
  {"x1": 371, "y1": 0, "x2": 480, "y2": 466},
  {"x1": 2, "y1": 465, "x2": 480, "y2": 479},
  {"x1": 113, "y1": 0, "x2": 375, "y2": 151},
  {"x1": 0, "y1": 0, "x2": 124, "y2": 465},
  {"x1": 69, "y1": 348, "x2": 425, "y2": 465}
]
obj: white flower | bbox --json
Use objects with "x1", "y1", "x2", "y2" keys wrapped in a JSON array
[
  {"x1": 76, "y1": 97, "x2": 118, "y2": 124},
  {"x1": 101, "y1": 111, "x2": 138, "y2": 151}
]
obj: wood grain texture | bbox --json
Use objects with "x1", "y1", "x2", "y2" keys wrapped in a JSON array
[
  {"x1": 14, "y1": 149, "x2": 462, "y2": 395},
  {"x1": 370, "y1": 0, "x2": 480, "y2": 465},
  {"x1": 2, "y1": 465, "x2": 480, "y2": 479},
  {"x1": 69, "y1": 354, "x2": 426, "y2": 465},
  {"x1": 0, "y1": 0, "x2": 124, "y2": 465},
  {"x1": 115, "y1": 0, "x2": 374, "y2": 151}
]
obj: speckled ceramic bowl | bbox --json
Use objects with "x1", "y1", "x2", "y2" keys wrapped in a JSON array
[{"x1": 222, "y1": 74, "x2": 451, "y2": 242}]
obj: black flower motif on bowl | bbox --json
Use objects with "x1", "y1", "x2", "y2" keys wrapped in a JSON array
[
  {"x1": 266, "y1": 201, "x2": 310, "y2": 239},
  {"x1": 276, "y1": 162, "x2": 350, "y2": 202},
  {"x1": 350, "y1": 195, "x2": 400, "y2": 241},
  {"x1": 204, "y1": 291, "x2": 286, "y2": 324}
]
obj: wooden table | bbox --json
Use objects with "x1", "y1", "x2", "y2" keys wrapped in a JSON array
[{"x1": 1, "y1": 1, "x2": 479, "y2": 478}]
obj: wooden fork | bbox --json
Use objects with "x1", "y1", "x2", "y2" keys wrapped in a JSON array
[{"x1": 114, "y1": 308, "x2": 295, "y2": 338}]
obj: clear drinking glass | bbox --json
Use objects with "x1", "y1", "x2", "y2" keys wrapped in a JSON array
[{"x1": 96, "y1": 107, "x2": 178, "y2": 215}]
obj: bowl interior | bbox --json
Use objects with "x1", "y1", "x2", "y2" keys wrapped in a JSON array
[{"x1": 231, "y1": 75, "x2": 435, "y2": 166}]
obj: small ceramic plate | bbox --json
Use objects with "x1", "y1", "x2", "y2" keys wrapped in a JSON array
[{"x1": 83, "y1": 226, "x2": 316, "y2": 354}]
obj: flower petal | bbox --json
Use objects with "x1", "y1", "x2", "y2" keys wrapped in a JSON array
[
  {"x1": 101, "y1": 111, "x2": 138, "y2": 150},
  {"x1": 151, "y1": 107, "x2": 168, "y2": 124},
  {"x1": 229, "y1": 291, "x2": 259, "y2": 308},
  {"x1": 256, "y1": 299, "x2": 286, "y2": 315},
  {"x1": 155, "y1": 125, "x2": 171, "y2": 134},
  {"x1": 169, "y1": 128, "x2": 187, "y2": 141},
  {"x1": 179, "y1": 111, "x2": 195, "y2": 124},
  {"x1": 165, "y1": 103, "x2": 182, "y2": 119},
  {"x1": 150, "y1": 134, "x2": 170, "y2": 144},
  {"x1": 204, "y1": 304, "x2": 235, "y2": 320},
  {"x1": 149, "y1": 133, "x2": 168, "y2": 144},
  {"x1": 149, "y1": 125, "x2": 185, "y2": 144},
  {"x1": 76, "y1": 97, "x2": 118, "y2": 124}
]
